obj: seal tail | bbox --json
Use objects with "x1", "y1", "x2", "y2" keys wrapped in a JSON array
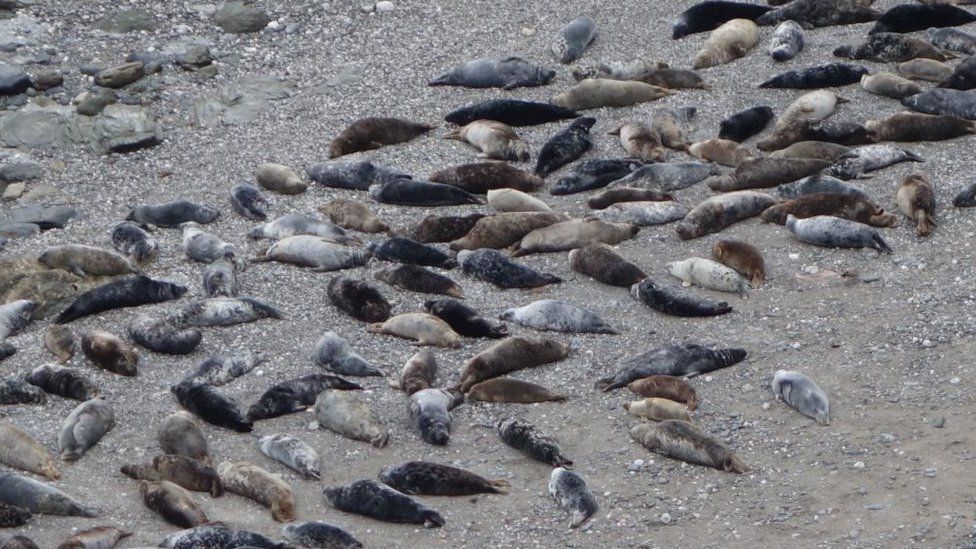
[
  {"x1": 594, "y1": 375, "x2": 622, "y2": 392},
  {"x1": 871, "y1": 233, "x2": 893, "y2": 254},
  {"x1": 427, "y1": 74, "x2": 451, "y2": 86},
  {"x1": 724, "y1": 454, "x2": 751, "y2": 474},
  {"x1": 486, "y1": 479, "x2": 511, "y2": 494},
  {"x1": 915, "y1": 211, "x2": 935, "y2": 237}
]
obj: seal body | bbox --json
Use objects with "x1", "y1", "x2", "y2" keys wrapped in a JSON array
[
  {"x1": 59, "y1": 397, "x2": 115, "y2": 462},
  {"x1": 777, "y1": 174, "x2": 868, "y2": 200},
  {"x1": 158, "y1": 411, "x2": 209, "y2": 464},
  {"x1": 172, "y1": 296, "x2": 282, "y2": 328},
  {"x1": 445, "y1": 120, "x2": 529, "y2": 162},
  {"x1": 630, "y1": 277, "x2": 733, "y2": 317},
  {"x1": 487, "y1": 189, "x2": 552, "y2": 212},
  {"x1": 688, "y1": 138, "x2": 753, "y2": 167},
  {"x1": 768, "y1": 141, "x2": 850, "y2": 161},
  {"x1": 759, "y1": 63, "x2": 867, "y2": 89},
  {"x1": 393, "y1": 350, "x2": 437, "y2": 396},
  {"x1": 467, "y1": 378, "x2": 566, "y2": 403},
  {"x1": 0, "y1": 424, "x2": 59, "y2": 480},
  {"x1": 903, "y1": 88, "x2": 976, "y2": 120},
  {"x1": 769, "y1": 20, "x2": 804, "y2": 61},
  {"x1": 255, "y1": 163, "x2": 307, "y2": 195},
  {"x1": 366, "y1": 238, "x2": 455, "y2": 268},
  {"x1": 172, "y1": 381, "x2": 253, "y2": 432},
  {"x1": 55, "y1": 274, "x2": 187, "y2": 324},
  {"x1": 870, "y1": 3, "x2": 976, "y2": 34},
  {"x1": 827, "y1": 144, "x2": 923, "y2": 180},
  {"x1": 44, "y1": 325, "x2": 75, "y2": 363},
  {"x1": 834, "y1": 33, "x2": 948, "y2": 62},
  {"x1": 500, "y1": 299, "x2": 617, "y2": 334},
  {"x1": 458, "y1": 336, "x2": 570, "y2": 392},
  {"x1": 693, "y1": 19, "x2": 759, "y2": 70},
  {"x1": 587, "y1": 187, "x2": 674, "y2": 210},
  {"x1": 229, "y1": 183, "x2": 268, "y2": 220},
  {"x1": 111, "y1": 221, "x2": 158, "y2": 263},
  {"x1": 672, "y1": 1, "x2": 771, "y2": 39},
  {"x1": 319, "y1": 199, "x2": 388, "y2": 234},
  {"x1": 430, "y1": 162, "x2": 543, "y2": 194},
  {"x1": 456, "y1": 249, "x2": 562, "y2": 289},
  {"x1": 408, "y1": 388, "x2": 460, "y2": 446},
  {"x1": 630, "y1": 421, "x2": 749, "y2": 473},
  {"x1": 865, "y1": 111, "x2": 975, "y2": 141},
  {"x1": 497, "y1": 417, "x2": 572, "y2": 467},
  {"x1": 549, "y1": 468, "x2": 597, "y2": 528},
  {"x1": 512, "y1": 218, "x2": 638, "y2": 256},
  {"x1": 381, "y1": 461, "x2": 509, "y2": 496},
  {"x1": 248, "y1": 213, "x2": 357, "y2": 243},
  {"x1": 444, "y1": 99, "x2": 579, "y2": 127},
  {"x1": 256, "y1": 235, "x2": 369, "y2": 271},
  {"x1": 56, "y1": 526, "x2": 131, "y2": 548},
  {"x1": 181, "y1": 222, "x2": 236, "y2": 263},
  {"x1": 259, "y1": 433, "x2": 321, "y2": 480},
  {"x1": 628, "y1": 376, "x2": 698, "y2": 410},
  {"x1": 246, "y1": 374, "x2": 362, "y2": 422},
  {"x1": 429, "y1": 57, "x2": 555, "y2": 89},
  {"x1": 786, "y1": 214, "x2": 892, "y2": 253},
  {"x1": 553, "y1": 16, "x2": 597, "y2": 64},
  {"x1": 667, "y1": 257, "x2": 750, "y2": 295},
  {"x1": 324, "y1": 480, "x2": 444, "y2": 528},
  {"x1": 126, "y1": 201, "x2": 219, "y2": 228},
  {"x1": 861, "y1": 72, "x2": 921, "y2": 99},
  {"x1": 718, "y1": 105, "x2": 774, "y2": 142},
  {"x1": 772, "y1": 370, "x2": 829, "y2": 425},
  {"x1": 121, "y1": 454, "x2": 223, "y2": 497},
  {"x1": 0, "y1": 474, "x2": 95, "y2": 517},
  {"x1": 707, "y1": 157, "x2": 831, "y2": 192},
  {"x1": 307, "y1": 160, "x2": 410, "y2": 191},
  {"x1": 953, "y1": 181, "x2": 976, "y2": 208},
  {"x1": 551, "y1": 158, "x2": 642, "y2": 195},
  {"x1": 534, "y1": 117, "x2": 596, "y2": 177},
  {"x1": 38, "y1": 244, "x2": 136, "y2": 277},
  {"x1": 896, "y1": 172, "x2": 936, "y2": 236},
  {"x1": 312, "y1": 331, "x2": 381, "y2": 377},
  {"x1": 612, "y1": 121, "x2": 666, "y2": 162},
  {"x1": 0, "y1": 505, "x2": 31, "y2": 529},
  {"x1": 329, "y1": 117, "x2": 432, "y2": 158},
  {"x1": 651, "y1": 107, "x2": 696, "y2": 151},
  {"x1": 712, "y1": 239, "x2": 765, "y2": 288},
  {"x1": 25, "y1": 365, "x2": 98, "y2": 402},
  {"x1": 366, "y1": 313, "x2": 461, "y2": 348},
  {"x1": 898, "y1": 58, "x2": 953, "y2": 82},
  {"x1": 375, "y1": 265, "x2": 464, "y2": 298},
  {"x1": 0, "y1": 378, "x2": 45, "y2": 405},
  {"x1": 927, "y1": 27, "x2": 976, "y2": 56},
  {"x1": 676, "y1": 191, "x2": 779, "y2": 240},
  {"x1": 369, "y1": 179, "x2": 483, "y2": 207},
  {"x1": 140, "y1": 480, "x2": 209, "y2": 528},
  {"x1": 185, "y1": 351, "x2": 266, "y2": 386},
  {"x1": 761, "y1": 193, "x2": 896, "y2": 227},
  {"x1": 401, "y1": 213, "x2": 487, "y2": 242},
  {"x1": 282, "y1": 522, "x2": 362, "y2": 549},
  {"x1": 202, "y1": 258, "x2": 240, "y2": 297},
  {"x1": 424, "y1": 298, "x2": 507, "y2": 338},
  {"x1": 758, "y1": 0, "x2": 879, "y2": 28},
  {"x1": 568, "y1": 244, "x2": 646, "y2": 287},
  {"x1": 612, "y1": 162, "x2": 718, "y2": 191},
  {"x1": 625, "y1": 397, "x2": 691, "y2": 421},
  {"x1": 81, "y1": 330, "x2": 138, "y2": 376},
  {"x1": 130, "y1": 317, "x2": 205, "y2": 355},
  {"x1": 314, "y1": 390, "x2": 389, "y2": 448},
  {"x1": 552, "y1": 78, "x2": 672, "y2": 110},
  {"x1": 327, "y1": 276, "x2": 391, "y2": 323},
  {"x1": 217, "y1": 461, "x2": 295, "y2": 522},
  {"x1": 159, "y1": 524, "x2": 286, "y2": 549}
]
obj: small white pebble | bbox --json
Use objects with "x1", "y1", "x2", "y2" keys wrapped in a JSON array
[{"x1": 375, "y1": 1, "x2": 395, "y2": 12}]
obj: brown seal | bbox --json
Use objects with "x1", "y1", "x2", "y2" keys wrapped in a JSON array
[
  {"x1": 318, "y1": 199, "x2": 389, "y2": 233},
  {"x1": 139, "y1": 480, "x2": 209, "y2": 528},
  {"x1": 121, "y1": 454, "x2": 224, "y2": 497},
  {"x1": 0, "y1": 423, "x2": 59, "y2": 480},
  {"x1": 568, "y1": 243, "x2": 646, "y2": 287},
  {"x1": 760, "y1": 193, "x2": 897, "y2": 227},
  {"x1": 677, "y1": 191, "x2": 778, "y2": 240},
  {"x1": 627, "y1": 376, "x2": 698, "y2": 410},
  {"x1": 400, "y1": 213, "x2": 486, "y2": 243},
  {"x1": 511, "y1": 217, "x2": 639, "y2": 257},
  {"x1": 255, "y1": 163, "x2": 307, "y2": 195},
  {"x1": 712, "y1": 239, "x2": 765, "y2": 288},
  {"x1": 57, "y1": 527, "x2": 131, "y2": 549},
  {"x1": 467, "y1": 378, "x2": 567, "y2": 403},
  {"x1": 429, "y1": 162, "x2": 543, "y2": 193},
  {"x1": 449, "y1": 212, "x2": 568, "y2": 250},
  {"x1": 329, "y1": 117, "x2": 433, "y2": 158},
  {"x1": 587, "y1": 187, "x2": 674, "y2": 210},
  {"x1": 391, "y1": 350, "x2": 437, "y2": 396},
  {"x1": 44, "y1": 325, "x2": 75, "y2": 363},
  {"x1": 458, "y1": 336, "x2": 570, "y2": 392},
  {"x1": 896, "y1": 171, "x2": 936, "y2": 236},
  {"x1": 688, "y1": 138, "x2": 753, "y2": 167},
  {"x1": 630, "y1": 421, "x2": 750, "y2": 473},
  {"x1": 865, "y1": 112, "x2": 976, "y2": 142},
  {"x1": 366, "y1": 313, "x2": 461, "y2": 347},
  {"x1": 624, "y1": 397, "x2": 691, "y2": 422},
  {"x1": 897, "y1": 58, "x2": 952, "y2": 82},
  {"x1": 551, "y1": 78, "x2": 672, "y2": 110},
  {"x1": 610, "y1": 122, "x2": 666, "y2": 162},
  {"x1": 693, "y1": 19, "x2": 759, "y2": 69},
  {"x1": 80, "y1": 330, "x2": 138, "y2": 376},
  {"x1": 706, "y1": 157, "x2": 831, "y2": 191},
  {"x1": 217, "y1": 460, "x2": 296, "y2": 522},
  {"x1": 444, "y1": 120, "x2": 529, "y2": 162},
  {"x1": 768, "y1": 141, "x2": 850, "y2": 162}
]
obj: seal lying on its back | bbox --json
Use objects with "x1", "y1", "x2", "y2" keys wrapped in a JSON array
[
  {"x1": 325, "y1": 480, "x2": 445, "y2": 528},
  {"x1": 596, "y1": 344, "x2": 747, "y2": 391},
  {"x1": 553, "y1": 16, "x2": 597, "y2": 64},
  {"x1": 111, "y1": 221, "x2": 158, "y2": 263},
  {"x1": 769, "y1": 20, "x2": 804, "y2": 61},
  {"x1": 429, "y1": 57, "x2": 555, "y2": 89},
  {"x1": 408, "y1": 388, "x2": 461, "y2": 446}
]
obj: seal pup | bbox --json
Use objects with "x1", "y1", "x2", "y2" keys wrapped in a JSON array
[
  {"x1": 319, "y1": 199, "x2": 388, "y2": 234},
  {"x1": 139, "y1": 480, "x2": 209, "y2": 528},
  {"x1": 771, "y1": 370, "x2": 830, "y2": 425},
  {"x1": 367, "y1": 313, "x2": 460, "y2": 348},
  {"x1": 255, "y1": 163, "x2": 307, "y2": 195},
  {"x1": 651, "y1": 107, "x2": 695, "y2": 151},
  {"x1": 776, "y1": 90, "x2": 847, "y2": 129},
  {"x1": 549, "y1": 468, "x2": 597, "y2": 528},
  {"x1": 587, "y1": 187, "x2": 674, "y2": 210},
  {"x1": 551, "y1": 78, "x2": 672, "y2": 110},
  {"x1": 0, "y1": 505, "x2": 31, "y2": 529},
  {"x1": 719, "y1": 105, "x2": 775, "y2": 142},
  {"x1": 25, "y1": 365, "x2": 99, "y2": 402},
  {"x1": 400, "y1": 213, "x2": 487, "y2": 242},
  {"x1": 170, "y1": 296, "x2": 282, "y2": 328},
  {"x1": 769, "y1": 20, "x2": 804, "y2": 61},
  {"x1": 865, "y1": 112, "x2": 975, "y2": 141},
  {"x1": 927, "y1": 27, "x2": 976, "y2": 56},
  {"x1": 366, "y1": 237, "x2": 455, "y2": 268},
  {"x1": 375, "y1": 265, "x2": 465, "y2": 298},
  {"x1": 550, "y1": 158, "x2": 642, "y2": 195},
  {"x1": 768, "y1": 141, "x2": 850, "y2": 162},
  {"x1": 860, "y1": 72, "x2": 921, "y2": 99},
  {"x1": 217, "y1": 461, "x2": 295, "y2": 522},
  {"x1": 253, "y1": 235, "x2": 369, "y2": 271},
  {"x1": 569, "y1": 244, "x2": 646, "y2": 287},
  {"x1": 630, "y1": 421, "x2": 749, "y2": 473},
  {"x1": 610, "y1": 122, "x2": 666, "y2": 162},
  {"x1": 81, "y1": 330, "x2": 138, "y2": 376},
  {"x1": 59, "y1": 397, "x2": 115, "y2": 462},
  {"x1": 248, "y1": 213, "x2": 358, "y2": 243},
  {"x1": 126, "y1": 201, "x2": 219, "y2": 228},
  {"x1": 672, "y1": 1, "x2": 771, "y2": 39},
  {"x1": 0, "y1": 424, "x2": 59, "y2": 480},
  {"x1": 247, "y1": 374, "x2": 362, "y2": 422},
  {"x1": 307, "y1": 160, "x2": 411, "y2": 190},
  {"x1": 896, "y1": 172, "x2": 937, "y2": 236},
  {"x1": 391, "y1": 350, "x2": 437, "y2": 396},
  {"x1": 56, "y1": 527, "x2": 131, "y2": 548},
  {"x1": 0, "y1": 378, "x2": 45, "y2": 406},
  {"x1": 497, "y1": 418, "x2": 572, "y2": 467},
  {"x1": 444, "y1": 120, "x2": 529, "y2": 162},
  {"x1": 202, "y1": 258, "x2": 240, "y2": 297},
  {"x1": 328, "y1": 117, "x2": 433, "y2": 158},
  {"x1": 534, "y1": 117, "x2": 596, "y2": 178},
  {"x1": 121, "y1": 455, "x2": 223, "y2": 497},
  {"x1": 159, "y1": 524, "x2": 285, "y2": 549},
  {"x1": 785, "y1": 214, "x2": 892, "y2": 253},
  {"x1": 327, "y1": 276, "x2": 391, "y2": 323},
  {"x1": 55, "y1": 275, "x2": 187, "y2": 324},
  {"x1": 512, "y1": 218, "x2": 638, "y2": 256},
  {"x1": 324, "y1": 480, "x2": 445, "y2": 528},
  {"x1": 570, "y1": 59, "x2": 669, "y2": 81},
  {"x1": 611, "y1": 162, "x2": 719, "y2": 191},
  {"x1": 44, "y1": 325, "x2": 75, "y2": 363},
  {"x1": 444, "y1": 98, "x2": 579, "y2": 127},
  {"x1": 456, "y1": 249, "x2": 562, "y2": 289},
  {"x1": 409, "y1": 388, "x2": 461, "y2": 445},
  {"x1": 313, "y1": 331, "x2": 381, "y2": 377},
  {"x1": 834, "y1": 33, "x2": 949, "y2": 62},
  {"x1": 314, "y1": 390, "x2": 389, "y2": 447},
  {"x1": 712, "y1": 239, "x2": 765, "y2": 288},
  {"x1": 870, "y1": 3, "x2": 976, "y2": 34},
  {"x1": 628, "y1": 376, "x2": 698, "y2": 410},
  {"x1": 667, "y1": 257, "x2": 750, "y2": 296},
  {"x1": 129, "y1": 316, "x2": 202, "y2": 355},
  {"x1": 369, "y1": 179, "x2": 484, "y2": 207},
  {"x1": 759, "y1": 63, "x2": 868, "y2": 89},
  {"x1": 902, "y1": 88, "x2": 976, "y2": 120},
  {"x1": 553, "y1": 16, "x2": 597, "y2": 64},
  {"x1": 282, "y1": 522, "x2": 362, "y2": 549},
  {"x1": 380, "y1": 461, "x2": 508, "y2": 496},
  {"x1": 158, "y1": 411, "x2": 210, "y2": 464},
  {"x1": 428, "y1": 57, "x2": 555, "y2": 89},
  {"x1": 953, "y1": 181, "x2": 976, "y2": 207},
  {"x1": 761, "y1": 193, "x2": 897, "y2": 227},
  {"x1": 229, "y1": 183, "x2": 268, "y2": 221},
  {"x1": 171, "y1": 381, "x2": 253, "y2": 432},
  {"x1": 688, "y1": 138, "x2": 754, "y2": 167},
  {"x1": 424, "y1": 298, "x2": 507, "y2": 338},
  {"x1": 624, "y1": 397, "x2": 691, "y2": 422},
  {"x1": 181, "y1": 222, "x2": 236, "y2": 263},
  {"x1": 757, "y1": 0, "x2": 880, "y2": 28},
  {"x1": 430, "y1": 162, "x2": 543, "y2": 194},
  {"x1": 898, "y1": 58, "x2": 953, "y2": 82},
  {"x1": 111, "y1": 221, "x2": 158, "y2": 263},
  {"x1": 777, "y1": 173, "x2": 869, "y2": 200},
  {"x1": 693, "y1": 19, "x2": 759, "y2": 70},
  {"x1": 258, "y1": 434, "x2": 321, "y2": 480},
  {"x1": 631, "y1": 277, "x2": 733, "y2": 317},
  {"x1": 500, "y1": 299, "x2": 617, "y2": 334},
  {"x1": 0, "y1": 474, "x2": 96, "y2": 517},
  {"x1": 458, "y1": 336, "x2": 570, "y2": 392},
  {"x1": 675, "y1": 191, "x2": 779, "y2": 240},
  {"x1": 0, "y1": 301, "x2": 26, "y2": 339},
  {"x1": 38, "y1": 244, "x2": 137, "y2": 277},
  {"x1": 467, "y1": 378, "x2": 566, "y2": 403},
  {"x1": 827, "y1": 144, "x2": 923, "y2": 180},
  {"x1": 183, "y1": 351, "x2": 267, "y2": 386}
]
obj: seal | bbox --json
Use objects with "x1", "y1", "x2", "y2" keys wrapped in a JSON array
[
  {"x1": 81, "y1": 330, "x2": 138, "y2": 376},
  {"x1": 0, "y1": 505, "x2": 30, "y2": 529},
  {"x1": 366, "y1": 313, "x2": 461, "y2": 348},
  {"x1": 0, "y1": 378, "x2": 45, "y2": 406},
  {"x1": 424, "y1": 298, "x2": 506, "y2": 338},
  {"x1": 229, "y1": 183, "x2": 268, "y2": 221},
  {"x1": 314, "y1": 389, "x2": 389, "y2": 447},
  {"x1": 255, "y1": 163, "x2": 307, "y2": 195},
  {"x1": 430, "y1": 162, "x2": 543, "y2": 195},
  {"x1": 380, "y1": 461, "x2": 508, "y2": 496},
  {"x1": 366, "y1": 238, "x2": 455, "y2": 268},
  {"x1": 55, "y1": 274, "x2": 187, "y2": 324},
  {"x1": 551, "y1": 158, "x2": 642, "y2": 195},
  {"x1": 121, "y1": 454, "x2": 223, "y2": 497},
  {"x1": 158, "y1": 411, "x2": 210, "y2": 464},
  {"x1": 0, "y1": 533, "x2": 36, "y2": 548},
  {"x1": 449, "y1": 212, "x2": 568, "y2": 251},
  {"x1": 375, "y1": 265, "x2": 465, "y2": 298},
  {"x1": 458, "y1": 336, "x2": 570, "y2": 392},
  {"x1": 610, "y1": 121, "x2": 666, "y2": 162},
  {"x1": 307, "y1": 160, "x2": 411, "y2": 191},
  {"x1": 391, "y1": 350, "x2": 437, "y2": 396},
  {"x1": 59, "y1": 397, "x2": 115, "y2": 462},
  {"x1": 896, "y1": 172, "x2": 937, "y2": 236},
  {"x1": 718, "y1": 105, "x2": 774, "y2": 142},
  {"x1": 512, "y1": 218, "x2": 639, "y2": 256},
  {"x1": 827, "y1": 144, "x2": 923, "y2": 180},
  {"x1": 457, "y1": 248, "x2": 562, "y2": 289},
  {"x1": 497, "y1": 417, "x2": 573, "y2": 467},
  {"x1": 768, "y1": 140, "x2": 850, "y2": 161},
  {"x1": 553, "y1": 16, "x2": 597, "y2": 64},
  {"x1": 500, "y1": 299, "x2": 618, "y2": 334},
  {"x1": 44, "y1": 324, "x2": 75, "y2": 363},
  {"x1": 409, "y1": 388, "x2": 461, "y2": 446},
  {"x1": 568, "y1": 244, "x2": 646, "y2": 287},
  {"x1": 246, "y1": 374, "x2": 362, "y2": 422},
  {"x1": 769, "y1": 20, "x2": 804, "y2": 61},
  {"x1": 139, "y1": 480, "x2": 209, "y2": 528},
  {"x1": 651, "y1": 107, "x2": 696, "y2": 151},
  {"x1": 548, "y1": 468, "x2": 597, "y2": 528},
  {"x1": 776, "y1": 90, "x2": 847, "y2": 130},
  {"x1": 570, "y1": 59, "x2": 669, "y2": 81},
  {"x1": 400, "y1": 213, "x2": 487, "y2": 243},
  {"x1": 672, "y1": 1, "x2": 771, "y2": 39},
  {"x1": 870, "y1": 3, "x2": 976, "y2": 34},
  {"x1": 898, "y1": 58, "x2": 953, "y2": 82},
  {"x1": 25, "y1": 365, "x2": 99, "y2": 402},
  {"x1": 444, "y1": 98, "x2": 579, "y2": 127},
  {"x1": 587, "y1": 187, "x2": 674, "y2": 210},
  {"x1": 759, "y1": 63, "x2": 867, "y2": 89},
  {"x1": 0, "y1": 424, "x2": 59, "y2": 480},
  {"x1": 676, "y1": 191, "x2": 779, "y2": 240},
  {"x1": 757, "y1": 0, "x2": 879, "y2": 28},
  {"x1": 786, "y1": 214, "x2": 893, "y2": 253},
  {"x1": 327, "y1": 276, "x2": 390, "y2": 323},
  {"x1": 217, "y1": 461, "x2": 295, "y2": 522},
  {"x1": 0, "y1": 344, "x2": 14, "y2": 363},
  {"x1": 694, "y1": 18, "x2": 759, "y2": 69},
  {"x1": 468, "y1": 378, "x2": 566, "y2": 403},
  {"x1": 902, "y1": 88, "x2": 976, "y2": 120},
  {"x1": 38, "y1": 244, "x2": 137, "y2": 277},
  {"x1": 111, "y1": 221, "x2": 158, "y2": 263},
  {"x1": 611, "y1": 162, "x2": 719, "y2": 191},
  {"x1": 667, "y1": 257, "x2": 750, "y2": 296},
  {"x1": 202, "y1": 257, "x2": 240, "y2": 297},
  {"x1": 129, "y1": 316, "x2": 202, "y2": 355},
  {"x1": 0, "y1": 300, "x2": 35, "y2": 340},
  {"x1": 860, "y1": 72, "x2": 921, "y2": 99},
  {"x1": 313, "y1": 331, "x2": 381, "y2": 377},
  {"x1": 777, "y1": 174, "x2": 869, "y2": 200},
  {"x1": 953, "y1": 181, "x2": 976, "y2": 207},
  {"x1": 772, "y1": 370, "x2": 830, "y2": 425},
  {"x1": 126, "y1": 201, "x2": 220, "y2": 228},
  {"x1": 247, "y1": 213, "x2": 358, "y2": 243},
  {"x1": 282, "y1": 522, "x2": 362, "y2": 549},
  {"x1": 630, "y1": 421, "x2": 750, "y2": 473},
  {"x1": 865, "y1": 111, "x2": 975, "y2": 141},
  {"x1": 624, "y1": 397, "x2": 691, "y2": 422},
  {"x1": 57, "y1": 527, "x2": 131, "y2": 549},
  {"x1": 181, "y1": 222, "x2": 236, "y2": 263},
  {"x1": 761, "y1": 193, "x2": 897, "y2": 227},
  {"x1": 328, "y1": 117, "x2": 433, "y2": 158},
  {"x1": 759, "y1": 119, "x2": 873, "y2": 152},
  {"x1": 159, "y1": 524, "x2": 287, "y2": 549},
  {"x1": 369, "y1": 179, "x2": 484, "y2": 207},
  {"x1": 428, "y1": 57, "x2": 555, "y2": 89},
  {"x1": 184, "y1": 351, "x2": 267, "y2": 386},
  {"x1": 171, "y1": 380, "x2": 253, "y2": 432},
  {"x1": 259, "y1": 433, "x2": 321, "y2": 480},
  {"x1": 688, "y1": 138, "x2": 754, "y2": 167},
  {"x1": 712, "y1": 239, "x2": 765, "y2": 288},
  {"x1": 628, "y1": 376, "x2": 698, "y2": 410},
  {"x1": 444, "y1": 120, "x2": 529, "y2": 162},
  {"x1": 170, "y1": 296, "x2": 282, "y2": 328},
  {"x1": 551, "y1": 78, "x2": 672, "y2": 110},
  {"x1": 631, "y1": 276, "x2": 733, "y2": 317},
  {"x1": 834, "y1": 33, "x2": 948, "y2": 62},
  {"x1": 0, "y1": 473, "x2": 96, "y2": 517},
  {"x1": 324, "y1": 480, "x2": 445, "y2": 528},
  {"x1": 926, "y1": 26, "x2": 976, "y2": 56},
  {"x1": 319, "y1": 199, "x2": 389, "y2": 234},
  {"x1": 534, "y1": 117, "x2": 596, "y2": 178},
  {"x1": 253, "y1": 235, "x2": 369, "y2": 271}
]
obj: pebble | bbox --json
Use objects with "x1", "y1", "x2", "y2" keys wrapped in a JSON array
[
  {"x1": 878, "y1": 434, "x2": 895, "y2": 443},
  {"x1": 852, "y1": 461, "x2": 865, "y2": 469},
  {"x1": 375, "y1": 1, "x2": 396, "y2": 13},
  {"x1": 949, "y1": 377, "x2": 960, "y2": 385},
  {"x1": 660, "y1": 512, "x2": 672, "y2": 524},
  {"x1": 923, "y1": 468, "x2": 937, "y2": 478},
  {"x1": 628, "y1": 459, "x2": 644, "y2": 472},
  {"x1": 929, "y1": 417, "x2": 946, "y2": 428},
  {"x1": 1, "y1": 182, "x2": 24, "y2": 200}
]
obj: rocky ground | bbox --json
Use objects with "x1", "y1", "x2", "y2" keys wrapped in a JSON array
[{"x1": 1, "y1": 0, "x2": 976, "y2": 547}]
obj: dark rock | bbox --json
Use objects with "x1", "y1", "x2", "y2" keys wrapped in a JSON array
[
  {"x1": 93, "y1": 62, "x2": 145, "y2": 88},
  {"x1": 30, "y1": 68, "x2": 62, "y2": 90},
  {"x1": 213, "y1": 1, "x2": 270, "y2": 33},
  {"x1": 94, "y1": 8, "x2": 158, "y2": 33},
  {"x1": 0, "y1": 62, "x2": 28, "y2": 95},
  {"x1": 76, "y1": 88, "x2": 116, "y2": 116}
]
